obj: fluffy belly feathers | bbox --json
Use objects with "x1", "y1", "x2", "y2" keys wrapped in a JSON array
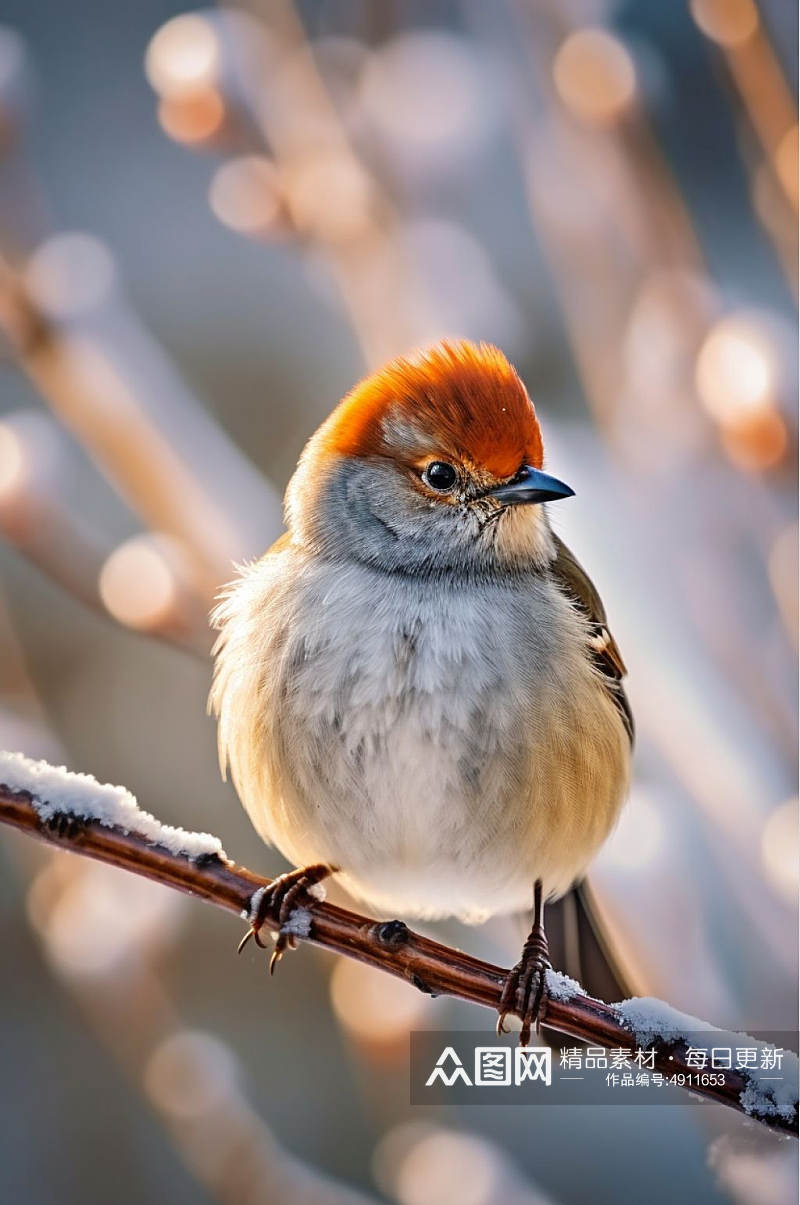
[{"x1": 212, "y1": 552, "x2": 630, "y2": 922}]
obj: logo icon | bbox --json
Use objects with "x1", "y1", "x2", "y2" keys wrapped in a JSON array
[
  {"x1": 424, "y1": 1047, "x2": 472, "y2": 1087},
  {"x1": 515, "y1": 1047, "x2": 552, "y2": 1085},
  {"x1": 424, "y1": 1045, "x2": 552, "y2": 1088}
]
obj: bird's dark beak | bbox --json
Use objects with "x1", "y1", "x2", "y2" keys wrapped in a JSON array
[{"x1": 488, "y1": 465, "x2": 575, "y2": 506}]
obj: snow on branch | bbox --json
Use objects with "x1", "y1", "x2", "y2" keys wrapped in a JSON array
[
  {"x1": 0, "y1": 751, "x2": 225, "y2": 861},
  {"x1": 0, "y1": 752, "x2": 796, "y2": 1136}
]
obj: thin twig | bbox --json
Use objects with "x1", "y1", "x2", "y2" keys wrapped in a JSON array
[{"x1": 0, "y1": 781, "x2": 795, "y2": 1136}]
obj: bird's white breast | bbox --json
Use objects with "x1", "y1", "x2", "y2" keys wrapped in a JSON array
[{"x1": 212, "y1": 548, "x2": 630, "y2": 922}]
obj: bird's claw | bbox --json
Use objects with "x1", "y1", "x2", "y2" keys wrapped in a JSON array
[
  {"x1": 497, "y1": 944, "x2": 551, "y2": 1045},
  {"x1": 266, "y1": 930, "x2": 294, "y2": 974},
  {"x1": 237, "y1": 862, "x2": 335, "y2": 971}
]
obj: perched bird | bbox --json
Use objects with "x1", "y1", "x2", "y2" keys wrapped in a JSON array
[{"x1": 211, "y1": 340, "x2": 632, "y2": 1041}]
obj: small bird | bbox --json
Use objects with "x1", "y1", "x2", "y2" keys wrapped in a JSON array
[{"x1": 211, "y1": 340, "x2": 632, "y2": 1042}]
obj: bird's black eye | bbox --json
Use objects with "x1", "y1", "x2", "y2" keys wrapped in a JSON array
[{"x1": 422, "y1": 461, "x2": 458, "y2": 492}]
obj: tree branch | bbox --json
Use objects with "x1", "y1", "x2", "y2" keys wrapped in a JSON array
[{"x1": 1, "y1": 778, "x2": 796, "y2": 1136}]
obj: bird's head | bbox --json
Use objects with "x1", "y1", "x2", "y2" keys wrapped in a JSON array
[{"x1": 286, "y1": 340, "x2": 574, "y2": 577}]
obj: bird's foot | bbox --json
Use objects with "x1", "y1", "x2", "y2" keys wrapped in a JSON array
[
  {"x1": 497, "y1": 929, "x2": 551, "y2": 1046},
  {"x1": 237, "y1": 863, "x2": 336, "y2": 974}
]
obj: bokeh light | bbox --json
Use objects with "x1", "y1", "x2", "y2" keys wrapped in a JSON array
[
  {"x1": 209, "y1": 156, "x2": 284, "y2": 237},
  {"x1": 760, "y1": 799, "x2": 799, "y2": 902},
  {"x1": 145, "y1": 1031, "x2": 241, "y2": 1121},
  {"x1": 24, "y1": 233, "x2": 116, "y2": 320},
  {"x1": 710, "y1": 1136, "x2": 798, "y2": 1205},
  {"x1": 0, "y1": 410, "x2": 61, "y2": 506},
  {"x1": 281, "y1": 153, "x2": 374, "y2": 244},
  {"x1": 695, "y1": 313, "x2": 776, "y2": 424},
  {"x1": 144, "y1": 14, "x2": 220, "y2": 100},
  {"x1": 358, "y1": 32, "x2": 497, "y2": 167},
  {"x1": 719, "y1": 407, "x2": 787, "y2": 471},
  {"x1": 694, "y1": 310, "x2": 793, "y2": 469},
  {"x1": 690, "y1": 0, "x2": 759, "y2": 49},
  {"x1": 373, "y1": 1123, "x2": 508, "y2": 1205},
  {"x1": 99, "y1": 534, "x2": 183, "y2": 633},
  {"x1": 553, "y1": 29, "x2": 636, "y2": 127},
  {"x1": 0, "y1": 420, "x2": 26, "y2": 501},
  {"x1": 330, "y1": 957, "x2": 430, "y2": 1049},
  {"x1": 27, "y1": 860, "x2": 183, "y2": 977},
  {"x1": 157, "y1": 89, "x2": 225, "y2": 146}
]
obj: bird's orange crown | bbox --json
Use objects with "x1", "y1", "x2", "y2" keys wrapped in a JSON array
[{"x1": 320, "y1": 340, "x2": 543, "y2": 480}]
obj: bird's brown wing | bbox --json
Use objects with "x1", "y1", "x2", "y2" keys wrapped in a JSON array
[
  {"x1": 545, "y1": 536, "x2": 636, "y2": 1001},
  {"x1": 550, "y1": 534, "x2": 634, "y2": 745},
  {"x1": 263, "y1": 530, "x2": 293, "y2": 558}
]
